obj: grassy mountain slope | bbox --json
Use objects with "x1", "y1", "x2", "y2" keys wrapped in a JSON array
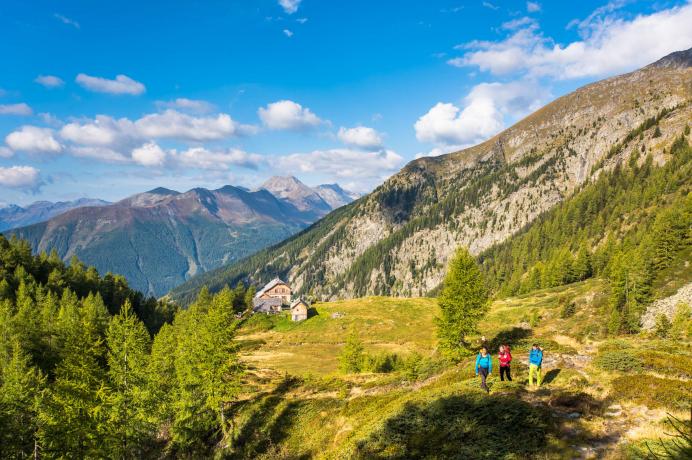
[
  {"x1": 171, "y1": 51, "x2": 692, "y2": 304},
  {"x1": 229, "y1": 276, "x2": 691, "y2": 459}
]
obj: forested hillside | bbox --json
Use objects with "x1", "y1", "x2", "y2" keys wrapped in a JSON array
[
  {"x1": 170, "y1": 52, "x2": 692, "y2": 304},
  {"x1": 0, "y1": 235, "x2": 255, "y2": 457}
]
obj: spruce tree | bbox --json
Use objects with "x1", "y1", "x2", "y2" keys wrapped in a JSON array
[
  {"x1": 339, "y1": 329, "x2": 364, "y2": 373},
  {"x1": 436, "y1": 247, "x2": 489, "y2": 360}
]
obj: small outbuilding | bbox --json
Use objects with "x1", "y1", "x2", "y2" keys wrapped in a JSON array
[
  {"x1": 290, "y1": 298, "x2": 309, "y2": 322},
  {"x1": 252, "y1": 297, "x2": 283, "y2": 315}
]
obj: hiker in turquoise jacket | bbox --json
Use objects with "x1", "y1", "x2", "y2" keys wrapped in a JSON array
[
  {"x1": 475, "y1": 347, "x2": 492, "y2": 393},
  {"x1": 528, "y1": 344, "x2": 543, "y2": 387}
]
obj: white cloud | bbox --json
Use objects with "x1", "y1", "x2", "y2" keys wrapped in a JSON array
[
  {"x1": 415, "y1": 81, "x2": 547, "y2": 146},
  {"x1": 283, "y1": 29, "x2": 294, "y2": 37},
  {"x1": 482, "y1": 1, "x2": 499, "y2": 10},
  {"x1": 279, "y1": 0, "x2": 302, "y2": 14},
  {"x1": 0, "y1": 166, "x2": 42, "y2": 191},
  {"x1": 0, "y1": 147, "x2": 13, "y2": 158},
  {"x1": 278, "y1": 148, "x2": 403, "y2": 182},
  {"x1": 451, "y1": 2, "x2": 692, "y2": 79},
  {"x1": 526, "y1": 1, "x2": 541, "y2": 13},
  {"x1": 173, "y1": 147, "x2": 263, "y2": 170},
  {"x1": 258, "y1": 100, "x2": 323, "y2": 130},
  {"x1": 136, "y1": 110, "x2": 253, "y2": 141},
  {"x1": 5, "y1": 126, "x2": 62, "y2": 153},
  {"x1": 60, "y1": 115, "x2": 136, "y2": 146},
  {"x1": 337, "y1": 126, "x2": 384, "y2": 150},
  {"x1": 54, "y1": 13, "x2": 79, "y2": 29},
  {"x1": 157, "y1": 98, "x2": 215, "y2": 114},
  {"x1": 132, "y1": 142, "x2": 167, "y2": 167},
  {"x1": 70, "y1": 146, "x2": 130, "y2": 163},
  {"x1": 76, "y1": 73, "x2": 146, "y2": 95},
  {"x1": 0, "y1": 103, "x2": 33, "y2": 116},
  {"x1": 35, "y1": 75, "x2": 65, "y2": 88},
  {"x1": 296, "y1": 17, "x2": 308, "y2": 24}
]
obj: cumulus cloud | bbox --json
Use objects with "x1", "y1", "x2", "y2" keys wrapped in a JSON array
[
  {"x1": 0, "y1": 166, "x2": 42, "y2": 191},
  {"x1": 258, "y1": 100, "x2": 323, "y2": 130},
  {"x1": 132, "y1": 142, "x2": 167, "y2": 167},
  {"x1": 278, "y1": 148, "x2": 403, "y2": 182},
  {"x1": 279, "y1": 0, "x2": 302, "y2": 14},
  {"x1": 415, "y1": 81, "x2": 548, "y2": 146},
  {"x1": 283, "y1": 29, "x2": 294, "y2": 37},
  {"x1": 337, "y1": 126, "x2": 384, "y2": 150},
  {"x1": 35, "y1": 75, "x2": 65, "y2": 88},
  {"x1": 136, "y1": 110, "x2": 253, "y2": 141},
  {"x1": 76, "y1": 73, "x2": 146, "y2": 95},
  {"x1": 173, "y1": 147, "x2": 263, "y2": 170},
  {"x1": 5, "y1": 126, "x2": 62, "y2": 153},
  {"x1": 156, "y1": 98, "x2": 215, "y2": 114},
  {"x1": 60, "y1": 115, "x2": 136, "y2": 146},
  {"x1": 70, "y1": 146, "x2": 130, "y2": 163},
  {"x1": 0, "y1": 103, "x2": 33, "y2": 116},
  {"x1": 450, "y1": 2, "x2": 692, "y2": 79},
  {"x1": 526, "y1": 1, "x2": 541, "y2": 12}
]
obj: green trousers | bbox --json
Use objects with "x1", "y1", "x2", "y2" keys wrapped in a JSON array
[{"x1": 529, "y1": 363, "x2": 542, "y2": 386}]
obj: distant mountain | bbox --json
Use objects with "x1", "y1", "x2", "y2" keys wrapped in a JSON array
[
  {"x1": 169, "y1": 47, "x2": 692, "y2": 304},
  {"x1": 7, "y1": 178, "x2": 357, "y2": 297},
  {"x1": 0, "y1": 198, "x2": 110, "y2": 232},
  {"x1": 314, "y1": 184, "x2": 361, "y2": 209},
  {"x1": 257, "y1": 176, "x2": 332, "y2": 219}
]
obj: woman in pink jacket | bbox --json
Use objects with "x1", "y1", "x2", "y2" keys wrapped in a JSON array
[{"x1": 498, "y1": 344, "x2": 512, "y2": 381}]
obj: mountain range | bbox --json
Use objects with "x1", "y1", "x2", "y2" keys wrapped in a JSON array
[
  {"x1": 169, "y1": 48, "x2": 692, "y2": 304},
  {"x1": 6, "y1": 177, "x2": 358, "y2": 296},
  {"x1": 0, "y1": 198, "x2": 110, "y2": 232}
]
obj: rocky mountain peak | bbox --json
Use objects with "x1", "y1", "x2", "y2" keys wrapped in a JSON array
[{"x1": 647, "y1": 47, "x2": 692, "y2": 70}]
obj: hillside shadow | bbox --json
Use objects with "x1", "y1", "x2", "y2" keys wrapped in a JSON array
[
  {"x1": 352, "y1": 393, "x2": 557, "y2": 459},
  {"x1": 488, "y1": 327, "x2": 532, "y2": 352}
]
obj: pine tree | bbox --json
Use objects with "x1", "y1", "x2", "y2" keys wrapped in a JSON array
[
  {"x1": 670, "y1": 302, "x2": 691, "y2": 340},
  {"x1": 148, "y1": 322, "x2": 177, "y2": 429},
  {"x1": 573, "y1": 244, "x2": 593, "y2": 281},
  {"x1": 436, "y1": 247, "x2": 489, "y2": 360},
  {"x1": 105, "y1": 300, "x2": 155, "y2": 457}
]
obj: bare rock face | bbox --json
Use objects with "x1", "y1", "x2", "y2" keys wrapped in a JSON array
[
  {"x1": 258, "y1": 176, "x2": 332, "y2": 215},
  {"x1": 641, "y1": 282, "x2": 692, "y2": 330},
  {"x1": 171, "y1": 48, "x2": 692, "y2": 302}
]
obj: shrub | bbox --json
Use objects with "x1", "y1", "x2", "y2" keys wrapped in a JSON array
[
  {"x1": 362, "y1": 352, "x2": 401, "y2": 373},
  {"x1": 594, "y1": 350, "x2": 644, "y2": 373},
  {"x1": 612, "y1": 375, "x2": 691, "y2": 410},
  {"x1": 530, "y1": 309, "x2": 541, "y2": 327},
  {"x1": 638, "y1": 349, "x2": 692, "y2": 379},
  {"x1": 654, "y1": 314, "x2": 671, "y2": 339},
  {"x1": 671, "y1": 302, "x2": 691, "y2": 340},
  {"x1": 560, "y1": 301, "x2": 577, "y2": 319},
  {"x1": 339, "y1": 330, "x2": 365, "y2": 373}
]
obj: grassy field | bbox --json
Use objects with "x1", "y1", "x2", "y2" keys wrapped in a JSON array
[{"x1": 233, "y1": 279, "x2": 691, "y2": 459}]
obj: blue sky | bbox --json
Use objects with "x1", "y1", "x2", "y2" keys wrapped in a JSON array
[{"x1": 1, "y1": 0, "x2": 691, "y2": 205}]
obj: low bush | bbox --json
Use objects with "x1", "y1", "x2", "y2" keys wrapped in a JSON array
[
  {"x1": 611, "y1": 375, "x2": 691, "y2": 410},
  {"x1": 560, "y1": 301, "x2": 577, "y2": 318},
  {"x1": 637, "y1": 349, "x2": 692, "y2": 379},
  {"x1": 594, "y1": 350, "x2": 644, "y2": 373}
]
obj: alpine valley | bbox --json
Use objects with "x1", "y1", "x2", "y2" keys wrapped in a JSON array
[
  {"x1": 5, "y1": 177, "x2": 358, "y2": 296},
  {"x1": 171, "y1": 48, "x2": 692, "y2": 304}
]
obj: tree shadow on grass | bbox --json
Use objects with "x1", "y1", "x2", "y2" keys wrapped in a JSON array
[
  {"x1": 353, "y1": 393, "x2": 558, "y2": 459},
  {"x1": 230, "y1": 376, "x2": 309, "y2": 459},
  {"x1": 488, "y1": 327, "x2": 533, "y2": 352}
]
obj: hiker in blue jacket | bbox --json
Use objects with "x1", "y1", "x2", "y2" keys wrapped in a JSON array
[
  {"x1": 475, "y1": 346, "x2": 492, "y2": 393},
  {"x1": 528, "y1": 344, "x2": 543, "y2": 387}
]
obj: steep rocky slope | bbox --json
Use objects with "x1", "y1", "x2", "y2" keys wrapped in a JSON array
[{"x1": 170, "y1": 49, "x2": 692, "y2": 304}]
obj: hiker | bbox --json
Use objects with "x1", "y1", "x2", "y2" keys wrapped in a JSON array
[
  {"x1": 498, "y1": 344, "x2": 512, "y2": 381},
  {"x1": 528, "y1": 344, "x2": 543, "y2": 387},
  {"x1": 475, "y1": 346, "x2": 492, "y2": 393}
]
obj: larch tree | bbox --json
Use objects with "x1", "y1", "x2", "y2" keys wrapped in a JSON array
[{"x1": 436, "y1": 247, "x2": 489, "y2": 360}]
